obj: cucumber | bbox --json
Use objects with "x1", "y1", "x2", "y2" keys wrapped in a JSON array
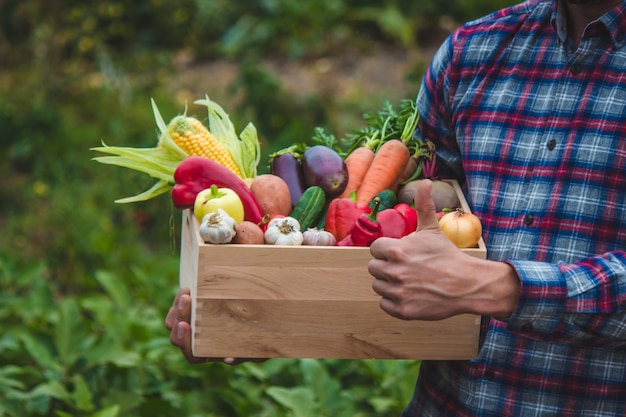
[
  {"x1": 290, "y1": 186, "x2": 326, "y2": 230},
  {"x1": 315, "y1": 205, "x2": 328, "y2": 230},
  {"x1": 369, "y1": 189, "x2": 397, "y2": 211}
]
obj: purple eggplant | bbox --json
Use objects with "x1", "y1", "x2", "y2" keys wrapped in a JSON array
[
  {"x1": 301, "y1": 145, "x2": 348, "y2": 198},
  {"x1": 270, "y1": 152, "x2": 307, "y2": 208}
]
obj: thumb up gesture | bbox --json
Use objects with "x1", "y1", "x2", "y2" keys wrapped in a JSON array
[{"x1": 368, "y1": 180, "x2": 520, "y2": 320}]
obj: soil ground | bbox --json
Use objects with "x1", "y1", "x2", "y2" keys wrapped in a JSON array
[{"x1": 168, "y1": 43, "x2": 443, "y2": 115}]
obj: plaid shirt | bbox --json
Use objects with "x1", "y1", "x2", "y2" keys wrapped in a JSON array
[{"x1": 404, "y1": 0, "x2": 626, "y2": 416}]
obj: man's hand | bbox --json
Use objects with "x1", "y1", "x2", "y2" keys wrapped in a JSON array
[
  {"x1": 368, "y1": 179, "x2": 520, "y2": 321},
  {"x1": 164, "y1": 287, "x2": 265, "y2": 365}
]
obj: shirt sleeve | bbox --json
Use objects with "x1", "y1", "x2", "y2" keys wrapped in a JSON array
[
  {"x1": 413, "y1": 33, "x2": 468, "y2": 181},
  {"x1": 414, "y1": 34, "x2": 456, "y2": 146},
  {"x1": 505, "y1": 250, "x2": 626, "y2": 349}
]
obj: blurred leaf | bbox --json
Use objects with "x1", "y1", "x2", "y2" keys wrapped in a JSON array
[
  {"x1": 95, "y1": 270, "x2": 132, "y2": 309},
  {"x1": 265, "y1": 386, "x2": 317, "y2": 417},
  {"x1": 299, "y1": 359, "x2": 346, "y2": 414},
  {"x1": 72, "y1": 375, "x2": 94, "y2": 412},
  {"x1": 0, "y1": 334, "x2": 19, "y2": 354},
  {"x1": 0, "y1": 401, "x2": 25, "y2": 417},
  {"x1": 100, "y1": 389, "x2": 143, "y2": 414},
  {"x1": 54, "y1": 298, "x2": 83, "y2": 367},
  {"x1": 85, "y1": 338, "x2": 142, "y2": 368},
  {"x1": 18, "y1": 333, "x2": 60, "y2": 372},
  {"x1": 0, "y1": 366, "x2": 26, "y2": 391},
  {"x1": 369, "y1": 396, "x2": 398, "y2": 413},
  {"x1": 90, "y1": 405, "x2": 120, "y2": 417},
  {"x1": 30, "y1": 380, "x2": 70, "y2": 401}
]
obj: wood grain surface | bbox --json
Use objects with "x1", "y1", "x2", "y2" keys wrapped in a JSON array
[{"x1": 180, "y1": 180, "x2": 485, "y2": 359}]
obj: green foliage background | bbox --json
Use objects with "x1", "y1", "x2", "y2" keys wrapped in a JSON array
[{"x1": 1, "y1": 0, "x2": 515, "y2": 415}]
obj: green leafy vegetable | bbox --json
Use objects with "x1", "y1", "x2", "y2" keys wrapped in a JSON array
[{"x1": 90, "y1": 99, "x2": 185, "y2": 203}]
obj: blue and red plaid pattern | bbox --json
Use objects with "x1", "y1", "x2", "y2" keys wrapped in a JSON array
[{"x1": 403, "y1": 0, "x2": 626, "y2": 416}]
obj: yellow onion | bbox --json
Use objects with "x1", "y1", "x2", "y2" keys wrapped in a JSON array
[{"x1": 439, "y1": 208, "x2": 482, "y2": 248}]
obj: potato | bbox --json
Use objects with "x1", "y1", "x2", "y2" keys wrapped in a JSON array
[
  {"x1": 397, "y1": 180, "x2": 420, "y2": 206},
  {"x1": 249, "y1": 174, "x2": 292, "y2": 217},
  {"x1": 398, "y1": 180, "x2": 460, "y2": 212},
  {"x1": 429, "y1": 180, "x2": 460, "y2": 211},
  {"x1": 232, "y1": 221, "x2": 265, "y2": 244}
]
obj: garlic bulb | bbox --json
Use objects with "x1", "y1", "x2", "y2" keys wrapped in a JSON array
[
  {"x1": 264, "y1": 216, "x2": 303, "y2": 246},
  {"x1": 199, "y1": 209, "x2": 237, "y2": 244},
  {"x1": 302, "y1": 228, "x2": 336, "y2": 246}
]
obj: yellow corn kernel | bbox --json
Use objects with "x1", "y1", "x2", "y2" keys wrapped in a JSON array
[{"x1": 168, "y1": 116, "x2": 242, "y2": 177}]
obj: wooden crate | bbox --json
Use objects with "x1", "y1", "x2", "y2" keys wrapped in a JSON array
[{"x1": 179, "y1": 180, "x2": 486, "y2": 359}]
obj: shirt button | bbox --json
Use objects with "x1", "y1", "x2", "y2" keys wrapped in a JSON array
[
  {"x1": 523, "y1": 214, "x2": 534, "y2": 226},
  {"x1": 521, "y1": 322, "x2": 534, "y2": 332},
  {"x1": 484, "y1": 369, "x2": 495, "y2": 380},
  {"x1": 570, "y1": 64, "x2": 581, "y2": 75},
  {"x1": 546, "y1": 139, "x2": 556, "y2": 150}
]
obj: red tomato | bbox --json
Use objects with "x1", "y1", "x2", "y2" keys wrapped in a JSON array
[
  {"x1": 393, "y1": 203, "x2": 418, "y2": 233},
  {"x1": 377, "y1": 208, "x2": 411, "y2": 238}
]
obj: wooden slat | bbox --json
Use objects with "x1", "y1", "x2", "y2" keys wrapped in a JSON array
[
  {"x1": 196, "y1": 245, "x2": 377, "y2": 301},
  {"x1": 193, "y1": 299, "x2": 480, "y2": 359}
]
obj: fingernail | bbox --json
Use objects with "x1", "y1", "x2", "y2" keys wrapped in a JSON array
[{"x1": 177, "y1": 296, "x2": 187, "y2": 311}]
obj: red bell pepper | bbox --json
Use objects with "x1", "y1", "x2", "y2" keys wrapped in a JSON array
[
  {"x1": 377, "y1": 207, "x2": 411, "y2": 239},
  {"x1": 393, "y1": 203, "x2": 418, "y2": 233},
  {"x1": 324, "y1": 191, "x2": 372, "y2": 241},
  {"x1": 337, "y1": 198, "x2": 383, "y2": 247},
  {"x1": 171, "y1": 156, "x2": 264, "y2": 224}
]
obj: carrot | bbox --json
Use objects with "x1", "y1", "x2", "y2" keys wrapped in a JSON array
[
  {"x1": 356, "y1": 139, "x2": 410, "y2": 205},
  {"x1": 336, "y1": 146, "x2": 375, "y2": 199}
]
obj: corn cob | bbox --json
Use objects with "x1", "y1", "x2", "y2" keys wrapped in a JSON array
[{"x1": 167, "y1": 115, "x2": 243, "y2": 178}]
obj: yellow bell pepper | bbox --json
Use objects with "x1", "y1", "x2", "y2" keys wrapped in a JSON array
[{"x1": 193, "y1": 184, "x2": 245, "y2": 223}]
